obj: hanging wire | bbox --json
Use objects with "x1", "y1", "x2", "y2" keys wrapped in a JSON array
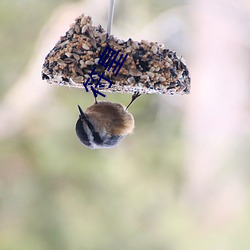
[{"x1": 107, "y1": 0, "x2": 115, "y2": 34}]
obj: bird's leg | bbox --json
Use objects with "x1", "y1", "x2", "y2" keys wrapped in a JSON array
[
  {"x1": 91, "y1": 90, "x2": 98, "y2": 104},
  {"x1": 126, "y1": 91, "x2": 141, "y2": 110},
  {"x1": 94, "y1": 95, "x2": 98, "y2": 104}
]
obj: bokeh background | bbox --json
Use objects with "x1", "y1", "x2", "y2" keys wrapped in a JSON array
[{"x1": 1, "y1": 0, "x2": 250, "y2": 249}]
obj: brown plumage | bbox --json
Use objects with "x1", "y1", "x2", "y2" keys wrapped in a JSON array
[
  {"x1": 75, "y1": 101, "x2": 134, "y2": 149},
  {"x1": 85, "y1": 101, "x2": 134, "y2": 135}
]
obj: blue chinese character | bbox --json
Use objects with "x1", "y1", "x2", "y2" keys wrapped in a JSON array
[
  {"x1": 98, "y1": 46, "x2": 128, "y2": 76},
  {"x1": 95, "y1": 71, "x2": 113, "y2": 89},
  {"x1": 90, "y1": 86, "x2": 106, "y2": 98},
  {"x1": 82, "y1": 67, "x2": 105, "y2": 97},
  {"x1": 82, "y1": 67, "x2": 114, "y2": 98},
  {"x1": 82, "y1": 67, "x2": 98, "y2": 92}
]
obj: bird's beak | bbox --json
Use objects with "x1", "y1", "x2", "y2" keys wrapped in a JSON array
[{"x1": 77, "y1": 105, "x2": 86, "y2": 119}]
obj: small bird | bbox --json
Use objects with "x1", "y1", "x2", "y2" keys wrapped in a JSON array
[{"x1": 76, "y1": 100, "x2": 136, "y2": 149}]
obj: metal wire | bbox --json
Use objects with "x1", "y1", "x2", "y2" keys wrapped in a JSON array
[{"x1": 107, "y1": 0, "x2": 115, "y2": 34}]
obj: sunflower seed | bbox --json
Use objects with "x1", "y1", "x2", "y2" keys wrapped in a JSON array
[
  {"x1": 127, "y1": 77, "x2": 135, "y2": 84},
  {"x1": 151, "y1": 45, "x2": 158, "y2": 54},
  {"x1": 85, "y1": 60, "x2": 94, "y2": 65},
  {"x1": 129, "y1": 68, "x2": 142, "y2": 76},
  {"x1": 82, "y1": 43, "x2": 90, "y2": 50}
]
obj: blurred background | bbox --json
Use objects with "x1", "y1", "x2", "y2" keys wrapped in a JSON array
[{"x1": 1, "y1": 0, "x2": 250, "y2": 249}]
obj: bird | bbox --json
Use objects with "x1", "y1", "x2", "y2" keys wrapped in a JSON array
[{"x1": 75, "y1": 95, "x2": 139, "y2": 149}]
